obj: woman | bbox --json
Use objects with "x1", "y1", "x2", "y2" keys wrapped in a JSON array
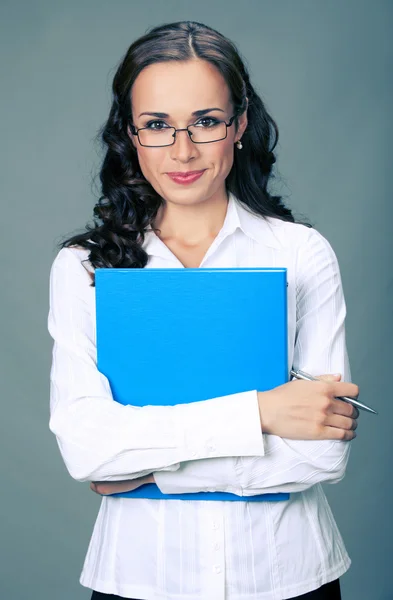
[{"x1": 48, "y1": 20, "x2": 359, "y2": 600}]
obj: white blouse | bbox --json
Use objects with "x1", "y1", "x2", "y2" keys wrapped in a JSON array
[{"x1": 48, "y1": 192, "x2": 352, "y2": 600}]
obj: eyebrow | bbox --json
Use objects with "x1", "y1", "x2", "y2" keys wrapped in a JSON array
[{"x1": 137, "y1": 107, "x2": 226, "y2": 119}]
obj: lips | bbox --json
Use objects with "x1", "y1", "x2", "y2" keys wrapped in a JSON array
[
  {"x1": 167, "y1": 170, "x2": 205, "y2": 176},
  {"x1": 167, "y1": 170, "x2": 206, "y2": 185}
]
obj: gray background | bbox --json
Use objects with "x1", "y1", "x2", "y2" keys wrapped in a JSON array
[{"x1": 1, "y1": 1, "x2": 391, "y2": 599}]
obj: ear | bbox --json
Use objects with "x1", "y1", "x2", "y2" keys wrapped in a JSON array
[
  {"x1": 236, "y1": 97, "x2": 248, "y2": 141},
  {"x1": 127, "y1": 123, "x2": 137, "y2": 150}
]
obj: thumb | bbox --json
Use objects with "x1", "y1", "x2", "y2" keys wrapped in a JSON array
[{"x1": 316, "y1": 373, "x2": 342, "y2": 382}]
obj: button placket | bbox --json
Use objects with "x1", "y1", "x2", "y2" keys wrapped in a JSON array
[
  {"x1": 209, "y1": 505, "x2": 225, "y2": 600},
  {"x1": 199, "y1": 502, "x2": 225, "y2": 600}
]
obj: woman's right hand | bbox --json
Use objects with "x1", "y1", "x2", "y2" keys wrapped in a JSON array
[{"x1": 257, "y1": 374, "x2": 359, "y2": 441}]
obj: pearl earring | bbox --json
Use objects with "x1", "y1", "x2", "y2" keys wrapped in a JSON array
[{"x1": 236, "y1": 140, "x2": 243, "y2": 149}]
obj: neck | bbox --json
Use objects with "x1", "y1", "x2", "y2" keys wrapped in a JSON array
[{"x1": 154, "y1": 191, "x2": 229, "y2": 246}]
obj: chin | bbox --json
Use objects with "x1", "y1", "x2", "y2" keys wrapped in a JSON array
[{"x1": 168, "y1": 193, "x2": 209, "y2": 208}]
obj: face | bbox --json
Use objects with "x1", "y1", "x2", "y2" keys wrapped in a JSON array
[{"x1": 128, "y1": 59, "x2": 247, "y2": 208}]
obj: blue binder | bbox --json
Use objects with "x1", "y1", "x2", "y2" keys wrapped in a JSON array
[{"x1": 95, "y1": 267, "x2": 289, "y2": 502}]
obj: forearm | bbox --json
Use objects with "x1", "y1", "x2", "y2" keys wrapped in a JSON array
[
  {"x1": 48, "y1": 248, "x2": 265, "y2": 484},
  {"x1": 49, "y1": 359, "x2": 264, "y2": 483},
  {"x1": 153, "y1": 435, "x2": 351, "y2": 496}
]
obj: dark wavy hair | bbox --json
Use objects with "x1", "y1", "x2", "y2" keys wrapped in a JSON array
[{"x1": 61, "y1": 20, "x2": 311, "y2": 279}]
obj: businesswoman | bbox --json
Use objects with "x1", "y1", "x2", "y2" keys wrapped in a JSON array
[{"x1": 48, "y1": 21, "x2": 360, "y2": 600}]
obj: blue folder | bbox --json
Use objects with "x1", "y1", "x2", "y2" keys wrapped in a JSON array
[{"x1": 95, "y1": 267, "x2": 289, "y2": 502}]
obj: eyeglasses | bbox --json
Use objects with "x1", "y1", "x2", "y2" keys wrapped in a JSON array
[{"x1": 128, "y1": 115, "x2": 237, "y2": 147}]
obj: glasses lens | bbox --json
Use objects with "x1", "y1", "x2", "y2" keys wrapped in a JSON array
[
  {"x1": 189, "y1": 121, "x2": 227, "y2": 143},
  {"x1": 138, "y1": 127, "x2": 175, "y2": 147}
]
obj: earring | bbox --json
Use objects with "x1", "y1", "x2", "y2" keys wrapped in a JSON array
[{"x1": 236, "y1": 140, "x2": 243, "y2": 149}]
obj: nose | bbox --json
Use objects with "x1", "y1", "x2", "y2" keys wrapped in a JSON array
[{"x1": 169, "y1": 128, "x2": 198, "y2": 163}]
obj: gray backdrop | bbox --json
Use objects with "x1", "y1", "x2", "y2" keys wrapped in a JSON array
[{"x1": 1, "y1": 1, "x2": 391, "y2": 599}]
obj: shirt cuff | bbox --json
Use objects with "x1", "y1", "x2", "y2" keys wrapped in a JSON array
[
  {"x1": 172, "y1": 389, "x2": 265, "y2": 462},
  {"x1": 154, "y1": 456, "x2": 242, "y2": 495}
]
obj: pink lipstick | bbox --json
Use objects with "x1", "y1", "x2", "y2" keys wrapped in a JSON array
[{"x1": 167, "y1": 170, "x2": 205, "y2": 185}]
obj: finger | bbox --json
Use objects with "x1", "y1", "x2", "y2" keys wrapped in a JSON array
[
  {"x1": 90, "y1": 481, "x2": 116, "y2": 495},
  {"x1": 322, "y1": 426, "x2": 357, "y2": 441},
  {"x1": 324, "y1": 414, "x2": 358, "y2": 431},
  {"x1": 330, "y1": 399, "x2": 359, "y2": 419},
  {"x1": 91, "y1": 483, "x2": 115, "y2": 495},
  {"x1": 331, "y1": 381, "x2": 360, "y2": 399},
  {"x1": 92, "y1": 480, "x2": 141, "y2": 495},
  {"x1": 316, "y1": 374, "x2": 342, "y2": 382}
]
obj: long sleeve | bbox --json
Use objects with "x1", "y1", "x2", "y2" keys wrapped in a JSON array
[
  {"x1": 48, "y1": 247, "x2": 265, "y2": 483},
  {"x1": 154, "y1": 227, "x2": 354, "y2": 496}
]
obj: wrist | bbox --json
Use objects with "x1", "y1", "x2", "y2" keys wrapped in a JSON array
[{"x1": 257, "y1": 391, "x2": 272, "y2": 434}]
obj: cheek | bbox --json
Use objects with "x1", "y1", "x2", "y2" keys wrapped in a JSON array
[
  {"x1": 210, "y1": 138, "x2": 235, "y2": 172},
  {"x1": 136, "y1": 148, "x2": 165, "y2": 179}
]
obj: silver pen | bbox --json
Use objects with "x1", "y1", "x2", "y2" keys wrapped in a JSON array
[{"x1": 290, "y1": 369, "x2": 378, "y2": 415}]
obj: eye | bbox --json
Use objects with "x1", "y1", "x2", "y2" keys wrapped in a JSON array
[
  {"x1": 194, "y1": 117, "x2": 220, "y2": 128},
  {"x1": 145, "y1": 120, "x2": 170, "y2": 130}
]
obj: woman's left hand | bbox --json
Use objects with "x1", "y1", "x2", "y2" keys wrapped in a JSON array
[{"x1": 90, "y1": 474, "x2": 155, "y2": 496}]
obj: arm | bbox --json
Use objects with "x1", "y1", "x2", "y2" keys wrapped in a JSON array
[
  {"x1": 153, "y1": 227, "x2": 355, "y2": 496},
  {"x1": 48, "y1": 247, "x2": 265, "y2": 483}
]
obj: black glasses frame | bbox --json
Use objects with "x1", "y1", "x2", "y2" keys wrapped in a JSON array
[{"x1": 128, "y1": 115, "x2": 237, "y2": 147}]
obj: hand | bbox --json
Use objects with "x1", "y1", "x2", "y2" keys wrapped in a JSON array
[
  {"x1": 90, "y1": 474, "x2": 155, "y2": 496},
  {"x1": 257, "y1": 373, "x2": 360, "y2": 441}
]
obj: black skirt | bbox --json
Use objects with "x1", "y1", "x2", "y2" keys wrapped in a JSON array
[{"x1": 90, "y1": 577, "x2": 341, "y2": 599}]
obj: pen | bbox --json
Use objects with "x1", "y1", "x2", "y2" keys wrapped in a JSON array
[{"x1": 290, "y1": 369, "x2": 378, "y2": 415}]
